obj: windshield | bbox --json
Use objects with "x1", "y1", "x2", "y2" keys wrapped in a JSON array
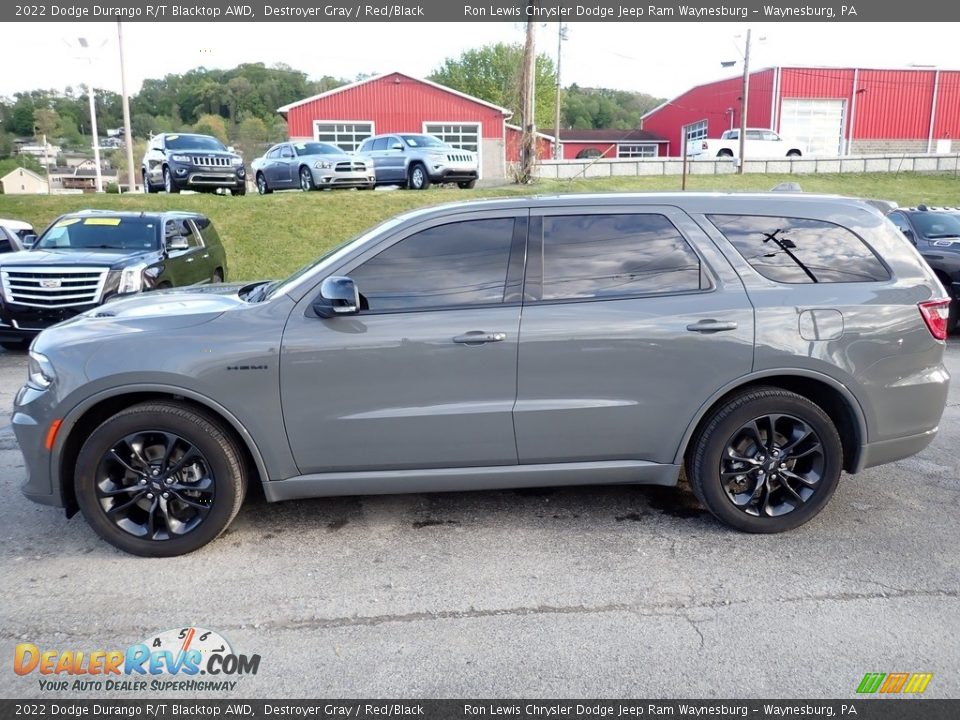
[
  {"x1": 294, "y1": 142, "x2": 342, "y2": 156},
  {"x1": 401, "y1": 134, "x2": 447, "y2": 148},
  {"x1": 35, "y1": 217, "x2": 159, "y2": 251},
  {"x1": 164, "y1": 134, "x2": 227, "y2": 152},
  {"x1": 912, "y1": 212, "x2": 960, "y2": 238}
]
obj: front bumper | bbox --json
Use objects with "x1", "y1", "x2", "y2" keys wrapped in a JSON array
[
  {"x1": 169, "y1": 162, "x2": 245, "y2": 188},
  {"x1": 428, "y1": 163, "x2": 479, "y2": 183},
  {"x1": 0, "y1": 303, "x2": 95, "y2": 341},
  {"x1": 310, "y1": 168, "x2": 376, "y2": 188},
  {"x1": 13, "y1": 383, "x2": 63, "y2": 508}
]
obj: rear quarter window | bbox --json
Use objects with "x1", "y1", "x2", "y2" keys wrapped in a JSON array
[{"x1": 708, "y1": 214, "x2": 890, "y2": 283}]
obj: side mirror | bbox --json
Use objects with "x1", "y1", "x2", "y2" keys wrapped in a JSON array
[
  {"x1": 21, "y1": 234, "x2": 37, "y2": 249},
  {"x1": 313, "y1": 276, "x2": 360, "y2": 318},
  {"x1": 166, "y1": 235, "x2": 189, "y2": 251},
  {"x1": 390, "y1": 142, "x2": 404, "y2": 151},
  {"x1": 901, "y1": 228, "x2": 916, "y2": 245}
]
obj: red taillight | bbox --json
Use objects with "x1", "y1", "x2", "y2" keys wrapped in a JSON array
[{"x1": 918, "y1": 299, "x2": 951, "y2": 340}]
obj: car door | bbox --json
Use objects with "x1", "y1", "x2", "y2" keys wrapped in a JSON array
[
  {"x1": 280, "y1": 211, "x2": 527, "y2": 475},
  {"x1": 513, "y1": 206, "x2": 755, "y2": 467},
  {"x1": 277, "y1": 144, "x2": 296, "y2": 187},
  {"x1": 365, "y1": 137, "x2": 389, "y2": 182},
  {"x1": 162, "y1": 218, "x2": 207, "y2": 286},
  {"x1": 381, "y1": 136, "x2": 407, "y2": 182}
]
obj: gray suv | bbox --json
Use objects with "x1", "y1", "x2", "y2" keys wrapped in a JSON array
[
  {"x1": 142, "y1": 133, "x2": 246, "y2": 195},
  {"x1": 358, "y1": 133, "x2": 479, "y2": 189},
  {"x1": 13, "y1": 193, "x2": 951, "y2": 556}
]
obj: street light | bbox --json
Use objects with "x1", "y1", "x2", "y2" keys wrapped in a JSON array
[{"x1": 66, "y1": 36, "x2": 107, "y2": 193}]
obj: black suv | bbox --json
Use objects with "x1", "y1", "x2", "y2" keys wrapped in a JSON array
[
  {"x1": 0, "y1": 210, "x2": 228, "y2": 350},
  {"x1": 142, "y1": 133, "x2": 246, "y2": 195},
  {"x1": 888, "y1": 205, "x2": 960, "y2": 332}
]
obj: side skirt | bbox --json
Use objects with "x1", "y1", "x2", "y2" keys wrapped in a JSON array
[{"x1": 263, "y1": 460, "x2": 680, "y2": 502}]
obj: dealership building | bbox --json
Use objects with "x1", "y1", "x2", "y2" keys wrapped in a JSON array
[{"x1": 641, "y1": 66, "x2": 960, "y2": 157}]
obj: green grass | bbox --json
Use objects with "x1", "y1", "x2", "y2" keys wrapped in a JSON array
[{"x1": 2, "y1": 172, "x2": 958, "y2": 282}]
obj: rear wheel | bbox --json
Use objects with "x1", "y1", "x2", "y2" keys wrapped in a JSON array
[
  {"x1": 74, "y1": 402, "x2": 247, "y2": 557},
  {"x1": 212, "y1": 269, "x2": 224, "y2": 284},
  {"x1": 717, "y1": 149, "x2": 734, "y2": 158},
  {"x1": 299, "y1": 166, "x2": 315, "y2": 191},
  {"x1": 686, "y1": 387, "x2": 843, "y2": 533},
  {"x1": 787, "y1": 150, "x2": 802, "y2": 158},
  {"x1": 408, "y1": 163, "x2": 431, "y2": 190}
]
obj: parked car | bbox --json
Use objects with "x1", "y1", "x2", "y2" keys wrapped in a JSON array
[
  {"x1": 0, "y1": 210, "x2": 227, "y2": 351},
  {"x1": 0, "y1": 218, "x2": 35, "y2": 253},
  {"x1": 357, "y1": 133, "x2": 478, "y2": 189},
  {"x1": 251, "y1": 141, "x2": 375, "y2": 194},
  {"x1": 687, "y1": 128, "x2": 806, "y2": 159},
  {"x1": 14, "y1": 193, "x2": 950, "y2": 556},
  {"x1": 888, "y1": 205, "x2": 960, "y2": 332},
  {"x1": 142, "y1": 133, "x2": 246, "y2": 195}
]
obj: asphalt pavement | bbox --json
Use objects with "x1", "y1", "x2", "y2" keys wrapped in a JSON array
[{"x1": 1, "y1": 341, "x2": 958, "y2": 699}]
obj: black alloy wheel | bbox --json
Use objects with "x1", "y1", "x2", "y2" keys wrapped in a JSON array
[{"x1": 75, "y1": 402, "x2": 247, "y2": 556}]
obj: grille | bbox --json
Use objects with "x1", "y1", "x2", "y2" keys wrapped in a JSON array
[
  {"x1": 335, "y1": 161, "x2": 367, "y2": 173},
  {"x1": 1, "y1": 266, "x2": 108, "y2": 308},
  {"x1": 191, "y1": 155, "x2": 232, "y2": 167},
  {"x1": 446, "y1": 153, "x2": 473, "y2": 163}
]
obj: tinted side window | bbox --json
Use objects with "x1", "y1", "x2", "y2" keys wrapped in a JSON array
[
  {"x1": 541, "y1": 214, "x2": 703, "y2": 301},
  {"x1": 709, "y1": 214, "x2": 890, "y2": 283},
  {"x1": 350, "y1": 218, "x2": 515, "y2": 312},
  {"x1": 372, "y1": 138, "x2": 388, "y2": 151},
  {"x1": 887, "y1": 212, "x2": 911, "y2": 233},
  {"x1": 266, "y1": 146, "x2": 281, "y2": 159}
]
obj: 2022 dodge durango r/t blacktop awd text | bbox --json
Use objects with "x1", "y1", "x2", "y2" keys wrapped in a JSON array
[{"x1": 14, "y1": 193, "x2": 951, "y2": 556}]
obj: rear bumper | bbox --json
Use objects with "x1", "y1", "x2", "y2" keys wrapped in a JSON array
[{"x1": 856, "y1": 426, "x2": 940, "y2": 472}]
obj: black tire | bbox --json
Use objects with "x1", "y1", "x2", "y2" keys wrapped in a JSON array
[
  {"x1": 74, "y1": 402, "x2": 248, "y2": 557},
  {"x1": 408, "y1": 163, "x2": 431, "y2": 190},
  {"x1": 458, "y1": 180, "x2": 477, "y2": 189},
  {"x1": 163, "y1": 166, "x2": 180, "y2": 194},
  {"x1": 685, "y1": 387, "x2": 843, "y2": 533},
  {"x1": 299, "y1": 166, "x2": 316, "y2": 192},
  {"x1": 212, "y1": 269, "x2": 224, "y2": 284},
  {"x1": 142, "y1": 170, "x2": 153, "y2": 194},
  {"x1": 717, "y1": 149, "x2": 734, "y2": 158},
  {"x1": 256, "y1": 172, "x2": 271, "y2": 195},
  {"x1": 787, "y1": 150, "x2": 802, "y2": 158},
  {"x1": 234, "y1": 183, "x2": 246, "y2": 196},
  {"x1": 1, "y1": 339, "x2": 30, "y2": 352}
]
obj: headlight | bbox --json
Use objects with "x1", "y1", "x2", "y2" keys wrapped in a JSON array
[
  {"x1": 118, "y1": 263, "x2": 146, "y2": 294},
  {"x1": 231, "y1": 157, "x2": 243, "y2": 166},
  {"x1": 314, "y1": 160, "x2": 332, "y2": 170},
  {"x1": 170, "y1": 154, "x2": 191, "y2": 163},
  {"x1": 28, "y1": 351, "x2": 56, "y2": 390}
]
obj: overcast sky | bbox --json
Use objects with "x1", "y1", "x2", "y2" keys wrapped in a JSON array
[{"x1": 4, "y1": 22, "x2": 958, "y2": 102}]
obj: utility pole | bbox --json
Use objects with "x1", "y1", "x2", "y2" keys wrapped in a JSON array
[
  {"x1": 519, "y1": 5, "x2": 537, "y2": 183},
  {"x1": 117, "y1": 22, "x2": 136, "y2": 193},
  {"x1": 737, "y1": 28, "x2": 751, "y2": 175},
  {"x1": 87, "y1": 83, "x2": 104, "y2": 192},
  {"x1": 553, "y1": 23, "x2": 566, "y2": 160},
  {"x1": 43, "y1": 134, "x2": 51, "y2": 195}
]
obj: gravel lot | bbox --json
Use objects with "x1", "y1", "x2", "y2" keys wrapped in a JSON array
[{"x1": 1, "y1": 341, "x2": 958, "y2": 699}]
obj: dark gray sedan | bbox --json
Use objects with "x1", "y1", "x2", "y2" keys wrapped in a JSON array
[{"x1": 251, "y1": 141, "x2": 376, "y2": 194}]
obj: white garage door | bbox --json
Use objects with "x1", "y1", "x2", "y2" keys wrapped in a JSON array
[
  {"x1": 423, "y1": 122, "x2": 482, "y2": 179},
  {"x1": 780, "y1": 99, "x2": 846, "y2": 157}
]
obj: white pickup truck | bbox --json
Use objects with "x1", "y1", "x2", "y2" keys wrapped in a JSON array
[{"x1": 687, "y1": 128, "x2": 806, "y2": 159}]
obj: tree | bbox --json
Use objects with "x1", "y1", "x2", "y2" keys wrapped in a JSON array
[
  {"x1": 32, "y1": 107, "x2": 60, "y2": 141},
  {"x1": 193, "y1": 114, "x2": 229, "y2": 144},
  {"x1": 430, "y1": 42, "x2": 556, "y2": 126},
  {"x1": 233, "y1": 116, "x2": 269, "y2": 160}
]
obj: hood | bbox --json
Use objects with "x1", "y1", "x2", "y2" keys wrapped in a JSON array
[{"x1": 0, "y1": 248, "x2": 157, "y2": 268}]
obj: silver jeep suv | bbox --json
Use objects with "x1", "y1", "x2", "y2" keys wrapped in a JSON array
[
  {"x1": 358, "y1": 133, "x2": 479, "y2": 189},
  {"x1": 13, "y1": 193, "x2": 951, "y2": 555}
]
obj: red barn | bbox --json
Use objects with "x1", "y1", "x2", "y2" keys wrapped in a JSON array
[
  {"x1": 278, "y1": 72, "x2": 513, "y2": 180},
  {"x1": 642, "y1": 66, "x2": 960, "y2": 157}
]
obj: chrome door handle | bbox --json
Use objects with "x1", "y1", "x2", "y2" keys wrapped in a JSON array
[
  {"x1": 453, "y1": 331, "x2": 507, "y2": 345},
  {"x1": 686, "y1": 319, "x2": 738, "y2": 333}
]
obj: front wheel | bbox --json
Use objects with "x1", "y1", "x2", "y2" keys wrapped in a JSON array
[
  {"x1": 717, "y1": 149, "x2": 734, "y2": 158},
  {"x1": 0, "y1": 339, "x2": 30, "y2": 352},
  {"x1": 233, "y1": 183, "x2": 246, "y2": 196},
  {"x1": 787, "y1": 150, "x2": 802, "y2": 158},
  {"x1": 299, "y1": 166, "x2": 316, "y2": 191},
  {"x1": 256, "y1": 173, "x2": 271, "y2": 195},
  {"x1": 686, "y1": 387, "x2": 843, "y2": 533},
  {"x1": 458, "y1": 180, "x2": 477, "y2": 189},
  {"x1": 408, "y1": 163, "x2": 431, "y2": 190},
  {"x1": 163, "y1": 166, "x2": 180, "y2": 194},
  {"x1": 74, "y1": 402, "x2": 247, "y2": 557},
  {"x1": 142, "y1": 170, "x2": 153, "y2": 194}
]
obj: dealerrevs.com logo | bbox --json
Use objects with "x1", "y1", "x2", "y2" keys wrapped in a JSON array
[{"x1": 14, "y1": 627, "x2": 260, "y2": 693}]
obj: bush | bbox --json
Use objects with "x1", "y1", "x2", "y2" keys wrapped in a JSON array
[{"x1": 105, "y1": 182, "x2": 119, "y2": 194}]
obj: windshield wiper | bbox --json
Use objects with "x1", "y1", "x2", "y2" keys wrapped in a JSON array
[
  {"x1": 926, "y1": 233, "x2": 960, "y2": 240},
  {"x1": 244, "y1": 281, "x2": 276, "y2": 303}
]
